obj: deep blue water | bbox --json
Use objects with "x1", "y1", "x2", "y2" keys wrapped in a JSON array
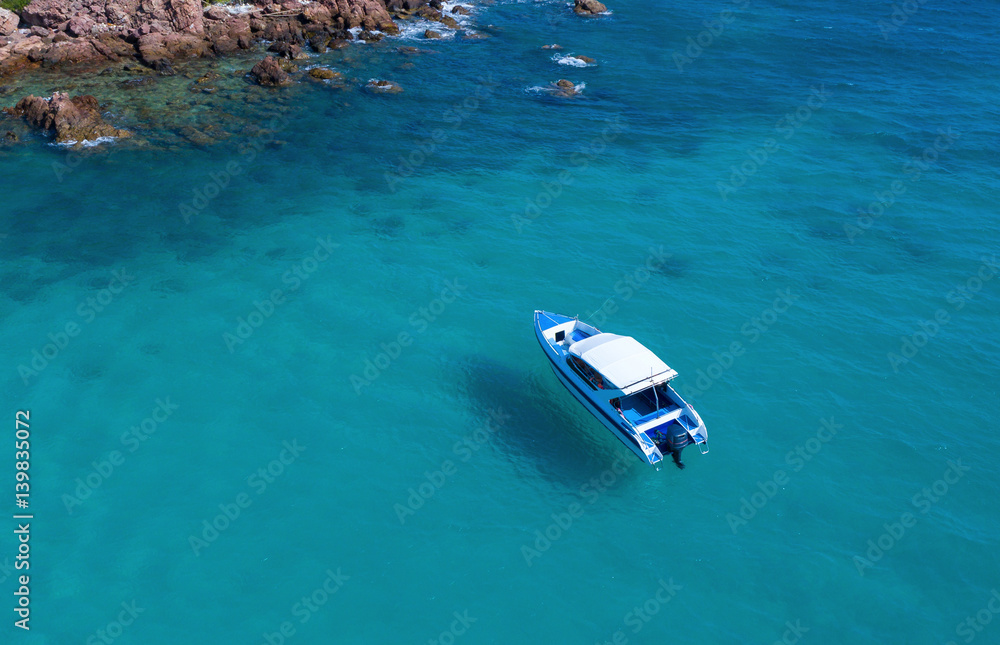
[{"x1": 1, "y1": 0, "x2": 999, "y2": 643}]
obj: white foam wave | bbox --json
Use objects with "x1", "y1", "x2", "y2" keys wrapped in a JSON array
[
  {"x1": 553, "y1": 54, "x2": 590, "y2": 67},
  {"x1": 526, "y1": 81, "x2": 585, "y2": 94},
  {"x1": 389, "y1": 1, "x2": 476, "y2": 40},
  {"x1": 52, "y1": 136, "x2": 119, "y2": 148},
  {"x1": 204, "y1": 1, "x2": 257, "y2": 15},
  {"x1": 392, "y1": 18, "x2": 458, "y2": 40}
]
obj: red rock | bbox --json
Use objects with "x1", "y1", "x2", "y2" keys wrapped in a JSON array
[
  {"x1": 212, "y1": 37, "x2": 239, "y2": 55},
  {"x1": 249, "y1": 56, "x2": 291, "y2": 86},
  {"x1": 8, "y1": 92, "x2": 131, "y2": 143},
  {"x1": 302, "y1": 5, "x2": 333, "y2": 24},
  {"x1": 573, "y1": 0, "x2": 607, "y2": 15},
  {"x1": 268, "y1": 41, "x2": 305, "y2": 58},
  {"x1": 386, "y1": 0, "x2": 428, "y2": 11},
  {"x1": 204, "y1": 6, "x2": 230, "y2": 21},
  {"x1": 0, "y1": 8, "x2": 18, "y2": 37},
  {"x1": 366, "y1": 79, "x2": 402, "y2": 93},
  {"x1": 23, "y1": 0, "x2": 203, "y2": 34},
  {"x1": 308, "y1": 67, "x2": 341, "y2": 80},
  {"x1": 66, "y1": 15, "x2": 95, "y2": 38},
  {"x1": 416, "y1": 6, "x2": 442, "y2": 20}
]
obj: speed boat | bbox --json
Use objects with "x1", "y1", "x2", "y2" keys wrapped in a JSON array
[{"x1": 534, "y1": 310, "x2": 708, "y2": 468}]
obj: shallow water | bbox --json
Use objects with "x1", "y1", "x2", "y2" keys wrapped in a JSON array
[{"x1": 1, "y1": 0, "x2": 998, "y2": 643}]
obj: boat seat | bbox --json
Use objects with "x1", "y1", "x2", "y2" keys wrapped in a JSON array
[
  {"x1": 660, "y1": 408, "x2": 685, "y2": 422},
  {"x1": 635, "y1": 407, "x2": 684, "y2": 432},
  {"x1": 570, "y1": 329, "x2": 589, "y2": 343}
]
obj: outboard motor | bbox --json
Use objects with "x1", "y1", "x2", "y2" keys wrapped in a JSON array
[{"x1": 654, "y1": 423, "x2": 693, "y2": 470}]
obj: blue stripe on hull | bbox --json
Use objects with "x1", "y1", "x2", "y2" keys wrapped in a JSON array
[{"x1": 551, "y1": 366, "x2": 653, "y2": 464}]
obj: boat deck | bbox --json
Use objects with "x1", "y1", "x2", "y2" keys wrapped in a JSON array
[{"x1": 619, "y1": 389, "x2": 681, "y2": 427}]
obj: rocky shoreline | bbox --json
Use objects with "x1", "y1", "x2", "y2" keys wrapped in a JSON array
[
  {"x1": 0, "y1": 0, "x2": 609, "y2": 146},
  {"x1": 0, "y1": 0, "x2": 449, "y2": 78}
]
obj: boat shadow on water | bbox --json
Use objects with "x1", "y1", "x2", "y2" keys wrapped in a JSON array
[{"x1": 455, "y1": 354, "x2": 645, "y2": 485}]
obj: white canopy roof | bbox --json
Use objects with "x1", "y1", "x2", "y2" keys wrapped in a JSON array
[{"x1": 568, "y1": 333, "x2": 678, "y2": 392}]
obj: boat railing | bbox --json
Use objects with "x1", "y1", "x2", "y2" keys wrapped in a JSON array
[{"x1": 621, "y1": 416, "x2": 657, "y2": 454}]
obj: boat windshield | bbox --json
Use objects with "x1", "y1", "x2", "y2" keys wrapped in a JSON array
[{"x1": 567, "y1": 355, "x2": 607, "y2": 390}]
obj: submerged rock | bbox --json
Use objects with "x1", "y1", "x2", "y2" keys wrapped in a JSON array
[
  {"x1": 309, "y1": 32, "x2": 332, "y2": 53},
  {"x1": 573, "y1": 55, "x2": 595, "y2": 64},
  {"x1": 451, "y1": 5, "x2": 470, "y2": 15},
  {"x1": 250, "y1": 56, "x2": 291, "y2": 86},
  {"x1": 308, "y1": 67, "x2": 342, "y2": 80},
  {"x1": 365, "y1": 79, "x2": 403, "y2": 94},
  {"x1": 573, "y1": 0, "x2": 608, "y2": 15},
  {"x1": 119, "y1": 76, "x2": 155, "y2": 90},
  {"x1": 7, "y1": 92, "x2": 131, "y2": 144},
  {"x1": 551, "y1": 79, "x2": 581, "y2": 97},
  {"x1": 416, "y1": 6, "x2": 443, "y2": 20},
  {"x1": 542, "y1": 44, "x2": 562, "y2": 50},
  {"x1": 424, "y1": 29, "x2": 442, "y2": 39}
]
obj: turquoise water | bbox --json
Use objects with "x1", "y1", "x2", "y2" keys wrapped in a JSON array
[{"x1": 2, "y1": 0, "x2": 999, "y2": 642}]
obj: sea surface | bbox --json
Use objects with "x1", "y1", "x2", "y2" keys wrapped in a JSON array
[{"x1": 1, "y1": 0, "x2": 998, "y2": 643}]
